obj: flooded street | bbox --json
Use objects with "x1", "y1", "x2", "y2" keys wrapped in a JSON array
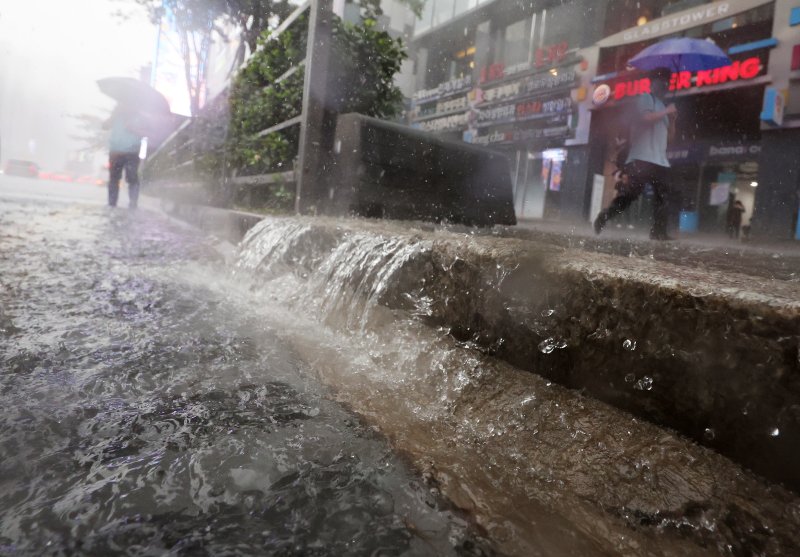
[
  {"x1": 0, "y1": 180, "x2": 491, "y2": 556},
  {"x1": 3, "y1": 179, "x2": 800, "y2": 557},
  {"x1": 5, "y1": 0, "x2": 800, "y2": 554}
]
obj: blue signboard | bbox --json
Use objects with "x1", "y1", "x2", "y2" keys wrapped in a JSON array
[{"x1": 796, "y1": 204, "x2": 800, "y2": 240}]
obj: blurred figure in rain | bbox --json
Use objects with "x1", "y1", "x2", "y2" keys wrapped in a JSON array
[
  {"x1": 612, "y1": 166, "x2": 636, "y2": 229},
  {"x1": 727, "y1": 198, "x2": 746, "y2": 239},
  {"x1": 594, "y1": 67, "x2": 678, "y2": 240},
  {"x1": 103, "y1": 105, "x2": 144, "y2": 209}
]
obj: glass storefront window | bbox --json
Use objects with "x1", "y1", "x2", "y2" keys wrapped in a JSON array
[
  {"x1": 513, "y1": 148, "x2": 568, "y2": 219},
  {"x1": 540, "y1": 3, "x2": 585, "y2": 47},
  {"x1": 454, "y1": 0, "x2": 478, "y2": 17},
  {"x1": 661, "y1": 0, "x2": 710, "y2": 17},
  {"x1": 415, "y1": 0, "x2": 492, "y2": 36},
  {"x1": 416, "y1": 0, "x2": 434, "y2": 34},
  {"x1": 433, "y1": 0, "x2": 455, "y2": 27},
  {"x1": 503, "y1": 19, "x2": 531, "y2": 67},
  {"x1": 602, "y1": 0, "x2": 690, "y2": 38},
  {"x1": 597, "y1": 4, "x2": 774, "y2": 74}
]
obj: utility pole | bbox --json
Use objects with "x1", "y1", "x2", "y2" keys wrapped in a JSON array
[{"x1": 295, "y1": 0, "x2": 336, "y2": 215}]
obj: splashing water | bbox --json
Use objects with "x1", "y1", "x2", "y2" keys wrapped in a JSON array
[
  {"x1": 4, "y1": 202, "x2": 800, "y2": 556},
  {"x1": 0, "y1": 201, "x2": 491, "y2": 556}
]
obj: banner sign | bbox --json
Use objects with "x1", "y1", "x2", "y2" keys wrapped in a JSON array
[
  {"x1": 413, "y1": 75, "x2": 473, "y2": 102},
  {"x1": 436, "y1": 95, "x2": 469, "y2": 114},
  {"x1": 477, "y1": 69, "x2": 577, "y2": 105},
  {"x1": 414, "y1": 95, "x2": 469, "y2": 121},
  {"x1": 477, "y1": 96, "x2": 573, "y2": 126},
  {"x1": 710, "y1": 181, "x2": 732, "y2": 205},
  {"x1": 594, "y1": 57, "x2": 762, "y2": 103},
  {"x1": 761, "y1": 87, "x2": 786, "y2": 126},
  {"x1": 413, "y1": 112, "x2": 470, "y2": 133},
  {"x1": 596, "y1": 0, "x2": 773, "y2": 47},
  {"x1": 479, "y1": 42, "x2": 571, "y2": 84},
  {"x1": 466, "y1": 125, "x2": 572, "y2": 146}
]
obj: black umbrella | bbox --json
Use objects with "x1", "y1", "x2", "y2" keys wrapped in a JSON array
[
  {"x1": 98, "y1": 77, "x2": 176, "y2": 142},
  {"x1": 97, "y1": 77, "x2": 171, "y2": 115}
]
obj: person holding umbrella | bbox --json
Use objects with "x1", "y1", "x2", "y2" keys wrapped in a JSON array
[
  {"x1": 594, "y1": 37, "x2": 731, "y2": 241},
  {"x1": 594, "y1": 67, "x2": 677, "y2": 240},
  {"x1": 103, "y1": 104, "x2": 145, "y2": 209},
  {"x1": 97, "y1": 77, "x2": 172, "y2": 209}
]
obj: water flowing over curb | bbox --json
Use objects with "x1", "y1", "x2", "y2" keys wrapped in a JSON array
[
  {"x1": 174, "y1": 207, "x2": 800, "y2": 555},
  {"x1": 161, "y1": 206, "x2": 800, "y2": 555}
]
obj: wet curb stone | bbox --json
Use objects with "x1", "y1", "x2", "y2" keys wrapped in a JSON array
[{"x1": 163, "y1": 202, "x2": 800, "y2": 495}]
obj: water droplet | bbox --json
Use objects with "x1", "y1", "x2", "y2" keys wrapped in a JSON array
[
  {"x1": 634, "y1": 376, "x2": 653, "y2": 391},
  {"x1": 538, "y1": 338, "x2": 556, "y2": 354},
  {"x1": 624, "y1": 373, "x2": 635, "y2": 383},
  {"x1": 704, "y1": 428, "x2": 715, "y2": 441},
  {"x1": 623, "y1": 339, "x2": 636, "y2": 351},
  {"x1": 770, "y1": 427, "x2": 780, "y2": 437},
  {"x1": 555, "y1": 339, "x2": 568, "y2": 349},
  {"x1": 541, "y1": 309, "x2": 555, "y2": 317}
]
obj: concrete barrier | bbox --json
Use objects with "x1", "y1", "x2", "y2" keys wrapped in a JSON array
[{"x1": 326, "y1": 114, "x2": 516, "y2": 227}]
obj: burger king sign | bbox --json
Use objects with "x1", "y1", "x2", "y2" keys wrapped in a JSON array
[{"x1": 592, "y1": 84, "x2": 611, "y2": 106}]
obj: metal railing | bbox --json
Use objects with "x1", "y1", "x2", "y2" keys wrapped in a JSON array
[{"x1": 144, "y1": 0, "x2": 334, "y2": 213}]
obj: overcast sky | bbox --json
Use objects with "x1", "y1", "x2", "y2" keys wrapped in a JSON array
[{"x1": 0, "y1": 0, "x2": 156, "y2": 171}]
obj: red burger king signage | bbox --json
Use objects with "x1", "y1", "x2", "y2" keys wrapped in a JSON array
[{"x1": 592, "y1": 57, "x2": 762, "y2": 105}]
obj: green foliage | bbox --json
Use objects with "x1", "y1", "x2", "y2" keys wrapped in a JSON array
[
  {"x1": 328, "y1": 17, "x2": 407, "y2": 119},
  {"x1": 226, "y1": 11, "x2": 407, "y2": 176},
  {"x1": 354, "y1": 0, "x2": 425, "y2": 19},
  {"x1": 226, "y1": 13, "x2": 308, "y2": 174}
]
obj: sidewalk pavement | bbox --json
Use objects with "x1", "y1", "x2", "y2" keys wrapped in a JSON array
[{"x1": 505, "y1": 218, "x2": 800, "y2": 283}]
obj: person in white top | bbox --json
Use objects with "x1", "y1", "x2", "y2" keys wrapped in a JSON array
[{"x1": 594, "y1": 67, "x2": 677, "y2": 240}]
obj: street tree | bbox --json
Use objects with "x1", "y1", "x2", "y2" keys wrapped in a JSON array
[
  {"x1": 69, "y1": 112, "x2": 111, "y2": 154},
  {"x1": 125, "y1": 0, "x2": 425, "y2": 115}
]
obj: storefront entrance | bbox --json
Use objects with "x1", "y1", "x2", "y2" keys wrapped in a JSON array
[
  {"x1": 511, "y1": 148, "x2": 566, "y2": 220},
  {"x1": 671, "y1": 150, "x2": 760, "y2": 235}
]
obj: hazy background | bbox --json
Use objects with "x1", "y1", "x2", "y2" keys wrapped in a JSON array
[{"x1": 0, "y1": 0, "x2": 156, "y2": 172}]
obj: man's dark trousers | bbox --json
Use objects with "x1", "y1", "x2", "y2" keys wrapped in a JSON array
[
  {"x1": 596, "y1": 160, "x2": 670, "y2": 239},
  {"x1": 108, "y1": 152, "x2": 141, "y2": 208}
]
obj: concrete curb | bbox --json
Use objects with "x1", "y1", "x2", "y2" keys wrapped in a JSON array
[
  {"x1": 162, "y1": 202, "x2": 800, "y2": 493},
  {"x1": 157, "y1": 201, "x2": 800, "y2": 555}
]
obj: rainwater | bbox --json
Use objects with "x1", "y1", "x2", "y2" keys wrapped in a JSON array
[{"x1": 2, "y1": 194, "x2": 800, "y2": 556}]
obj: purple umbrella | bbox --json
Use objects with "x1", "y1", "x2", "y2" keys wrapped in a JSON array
[
  {"x1": 97, "y1": 77, "x2": 171, "y2": 115},
  {"x1": 98, "y1": 77, "x2": 176, "y2": 142},
  {"x1": 628, "y1": 37, "x2": 731, "y2": 73}
]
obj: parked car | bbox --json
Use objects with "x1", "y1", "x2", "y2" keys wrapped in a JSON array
[{"x1": 4, "y1": 160, "x2": 40, "y2": 178}]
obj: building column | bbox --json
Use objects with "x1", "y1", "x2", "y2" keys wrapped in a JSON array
[
  {"x1": 560, "y1": 145, "x2": 591, "y2": 223},
  {"x1": 750, "y1": 128, "x2": 800, "y2": 239}
]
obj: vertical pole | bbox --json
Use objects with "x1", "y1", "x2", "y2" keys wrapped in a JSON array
[
  {"x1": 295, "y1": 0, "x2": 334, "y2": 215},
  {"x1": 694, "y1": 163, "x2": 705, "y2": 227}
]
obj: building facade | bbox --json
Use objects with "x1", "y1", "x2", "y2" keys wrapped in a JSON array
[
  {"x1": 406, "y1": 0, "x2": 800, "y2": 239},
  {"x1": 409, "y1": 0, "x2": 607, "y2": 221}
]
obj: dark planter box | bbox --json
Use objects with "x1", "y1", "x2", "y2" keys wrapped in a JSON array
[{"x1": 327, "y1": 113, "x2": 516, "y2": 227}]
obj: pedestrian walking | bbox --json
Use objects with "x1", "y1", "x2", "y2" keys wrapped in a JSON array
[
  {"x1": 103, "y1": 105, "x2": 144, "y2": 209},
  {"x1": 727, "y1": 199, "x2": 746, "y2": 239},
  {"x1": 594, "y1": 67, "x2": 677, "y2": 240}
]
